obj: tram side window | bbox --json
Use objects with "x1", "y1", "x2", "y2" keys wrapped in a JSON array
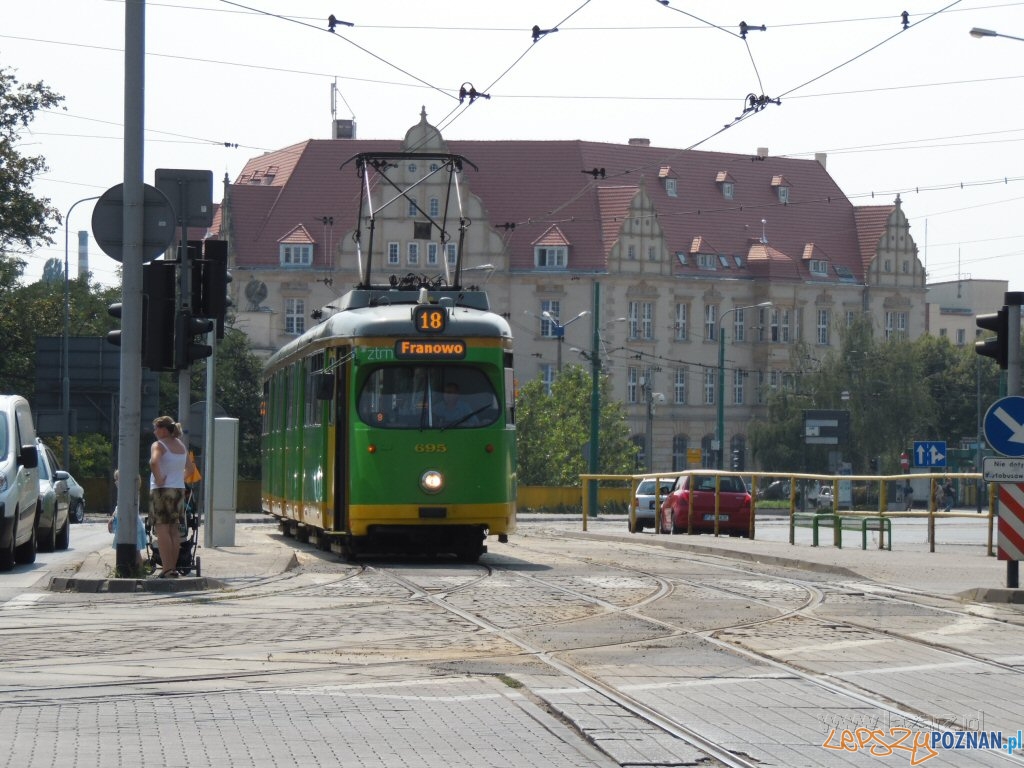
[{"x1": 357, "y1": 365, "x2": 500, "y2": 429}]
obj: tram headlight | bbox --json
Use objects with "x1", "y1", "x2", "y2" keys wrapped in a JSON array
[{"x1": 420, "y1": 470, "x2": 444, "y2": 494}]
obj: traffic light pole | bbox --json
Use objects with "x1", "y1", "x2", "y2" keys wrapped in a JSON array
[
  {"x1": 1006, "y1": 297, "x2": 1022, "y2": 588},
  {"x1": 114, "y1": 0, "x2": 146, "y2": 576}
]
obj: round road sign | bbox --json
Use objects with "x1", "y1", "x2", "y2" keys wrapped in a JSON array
[{"x1": 91, "y1": 182, "x2": 176, "y2": 263}]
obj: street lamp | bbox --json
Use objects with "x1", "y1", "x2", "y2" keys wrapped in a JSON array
[
  {"x1": 970, "y1": 27, "x2": 1024, "y2": 42},
  {"x1": 542, "y1": 309, "x2": 589, "y2": 372},
  {"x1": 716, "y1": 301, "x2": 772, "y2": 469},
  {"x1": 63, "y1": 196, "x2": 101, "y2": 470}
]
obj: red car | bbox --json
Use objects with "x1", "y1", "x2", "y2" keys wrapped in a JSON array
[{"x1": 660, "y1": 474, "x2": 753, "y2": 537}]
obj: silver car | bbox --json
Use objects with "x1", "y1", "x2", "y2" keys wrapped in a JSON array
[
  {"x1": 631, "y1": 478, "x2": 674, "y2": 533},
  {"x1": 65, "y1": 472, "x2": 86, "y2": 523},
  {"x1": 35, "y1": 439, "x2": 70, "y2": 552}
]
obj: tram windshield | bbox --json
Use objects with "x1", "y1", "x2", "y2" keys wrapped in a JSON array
[{"x1": 358, "y1": 366, "x2": 500, "y2": 429}]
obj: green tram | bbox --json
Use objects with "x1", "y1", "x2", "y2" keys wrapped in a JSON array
[{"x1": 261, "y1": 285, "x2": 516, "y2": 561}]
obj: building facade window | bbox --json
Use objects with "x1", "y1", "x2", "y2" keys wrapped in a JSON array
[
  {"x1": 628, "y1": 301, "x2": 654, "y2": 340},
  {"x1": 733, "y1": 308, "x2": 745, "y2": 343},
  {"x1": 672, "y1": 434, "x2": 687, "y2": 471},
  {"x1": 778, "y1": 186, "x2": 790, "y2": 203},
  {"x1": 535, "y1": 246, "x2": 567, "y2": 269},
  {"x1": 280, "y1": 244, "x2": 312, "y2": 266},
  {"x1": 427, "y1": 242, "x2": 439, "y2": 265},
  {"x1": 665, "y1": 178, "x2": 678, "y2": 197},
  {"x1": 429, "y1": 197, "x2": 440, "y2": 217},
  {"x1": 648, "y1": 246, "x2": 657, "y2": 261},
  {"x1": 627, "y1": 245, "x2": 637, "y2": 261},
  {"x1": 387, "y1": 242, "x2": 400, "y2": 265},
  {"x1": 674, "y1": 367, "x2": 686, "y2": 404},
  {"x1": 809, "y1": 259, "x2": 828, "y2": 275},
  {"x1": 674, "y1": 303, "x2": 687, "y2": 341},
  {"x1": 817, "y1": 308, "x2": 830, "y2": 345},
  {"x1": 733, "y1": 369, "x2": 744, "y2": 405},
  {"x1": 407, "y1": 198, "x2": 418, "y2": 217},
  {"x1": 956, "y1": 328, "x2": 966, "y2": 346},
  {"x1": 446, "y1": 243, "x2": 457, "y2": 265},
  {"x1": 885, "y1": 311, "x2": 908, "y2": 340},
  {"x1": 704, "y1": 304, "x2": 717, "y2": 341},
  {"x1": 722, "y1": 181, "x2": 734, "y2": 200},
  {"x1": 540, "y1": 364, "x2": 555, "y2": 395},
  {"x1": 627, "y1": 366, "x2": 639, "y2": 404},
  {"x1": 407, "y1": 242, "x2": 419, "y2": 265},
  {"x1": 697, "y1": 253, "x2": 716, "y2": 270},
  {"x1": 704, "y1": 369, "x2": 715, "y2": 405},
  {"x1": 284, "y1": 298, "x2": 305, "y2": 335}
]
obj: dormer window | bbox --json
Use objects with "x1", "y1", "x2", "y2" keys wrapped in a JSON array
[
  {"x1": 715, "y1": 171, "x2": 736, "y2": 200},
  {"x1": 659, "y1": 166, "x2": 678, "y2": 197},
  {"x1": 809, "y1": 259, "x2": 829, "y2": 276},
  {"x1": 535, "y1": 246, "x2": 567, "y2": 269},
  {"x1": 697, "y1": 253, "x2": 716, "y2": 270},
  {"x1": 281, "y1": 244, "x2": 312, "y2": 266},
  {"x1": 771, "y1": 174, "x2": 791, "y2": 204}
]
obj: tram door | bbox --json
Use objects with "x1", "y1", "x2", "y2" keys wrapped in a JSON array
[{"x1": 331, "y1": 346, "x2": 350, "y2": 533}]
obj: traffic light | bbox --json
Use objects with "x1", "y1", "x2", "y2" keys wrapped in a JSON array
[
  {"x1": 106, "y1": 302, "x2": 124, "y2": 347},
  {"x1": 730, "y1": 449, "x2": 744, "y2": 471},
  {"x1": 191, "y1": 239, "x2": 232, "y2": 338},
  {"x1": 976, "y1": 306, "x2": 1009, "y2": 369},
  {"x1": 174, "y1": 310, "x2": 214, "y2": 369},
  {"x1": 142, "y1": 260, "x2": 177, "y2": 371}
]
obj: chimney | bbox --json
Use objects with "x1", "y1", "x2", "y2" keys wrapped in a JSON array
[
  {"x1": 628, "y1": 138, "x2": 651, "y2": 147},
  {"x1": 77, "y1": 231, "x2": 89, "y2": 279},
  {"x1": 756, "y1": 147, "x2": 769, "y2": 158},
  {"x1": 814, "y1": 152, "x2": 827, "y2": 168}
]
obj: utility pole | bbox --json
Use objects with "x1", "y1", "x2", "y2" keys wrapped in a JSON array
[{"x1": 587, "y1": 282, "x2": 601, "y2": 517}]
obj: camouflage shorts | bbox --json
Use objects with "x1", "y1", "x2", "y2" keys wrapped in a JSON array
[{"x1": 149, "y1": 487, "x2": 185, "y2": 526}]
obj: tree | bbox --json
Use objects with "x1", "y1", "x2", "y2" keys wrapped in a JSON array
[
  {"x1": 516, "y1": 365, "x2": 637, "y2": 486},
  {"x1": 0, "y1": 65, "x2": 64, "y2": 257},
  {"x1": 171, "y1": 323, "x2": 264, "y2": 480}
]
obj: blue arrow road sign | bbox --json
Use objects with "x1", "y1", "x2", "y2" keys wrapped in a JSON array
[
  {"x1": 984, "y1": 395, "x2": 1024, "y2": 457},
  {"x1": 913, "y1": 440, "x2": 947, "y2": 468}
]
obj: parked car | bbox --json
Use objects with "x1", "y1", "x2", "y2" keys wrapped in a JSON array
[
  {"x1": 35, "y1": 438, "x2": 70, "y2": 552},
  {"x1": 757, "y1": 479, "x2": 797, "y2": 503},
  {"x1": 630, "y1": 478, "x2": 674, "y2": 533},
  {"x1": 0, "y1": 395, "x2": 39, "y2": 571},
  {"x1": 816, "y1": 485, "x2": 834, "y2": 510},
  {"x1": 660, "y1": 474, "x2": 753, "y2": 537},
  {"x1": 66, "y1": 472, "x2": 86, "y2": 523}
]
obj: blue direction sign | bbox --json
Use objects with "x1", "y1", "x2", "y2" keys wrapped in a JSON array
[
  {"x1": 914, "y1": 440, "x2": 947, "y2": 468},
  {"x1": 984, "y1": 395, "x2": 1024, "y2": 458}
]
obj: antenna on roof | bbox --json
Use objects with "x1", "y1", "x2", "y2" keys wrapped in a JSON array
[{"x1": 760, "y1": 219, "x2": 768, "y2": 244}]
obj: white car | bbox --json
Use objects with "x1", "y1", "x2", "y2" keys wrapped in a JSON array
[
  {"x1": 631, "y1": 478, "x2": 674, "y2": 533},
  {"x1": 816, "y1": 485, "x2": 835, "y2": 509}
]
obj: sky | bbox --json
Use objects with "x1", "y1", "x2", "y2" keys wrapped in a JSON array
[{"x1": 4, "y1": 0, "x2": 1024, "y2": 295}]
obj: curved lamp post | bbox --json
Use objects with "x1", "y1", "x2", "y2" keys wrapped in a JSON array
[
  {"x1": 542, "y1": 309, "x2": 589, "y2": 372},
  {"x1": 62, "y1": 196, "x2": 101, "y2": 469},
  {"x1": 970, "y1": 27, "x2": 1024, "y2": 42},
  {"x1": 716, "y1": 301, "x2": 772, "y2": 469}
]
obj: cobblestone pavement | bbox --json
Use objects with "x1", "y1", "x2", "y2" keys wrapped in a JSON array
[{"x1": 1, "y1": 516, "x2": 1021, "y2": 767}]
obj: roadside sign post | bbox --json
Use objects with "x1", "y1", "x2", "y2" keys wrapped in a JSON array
[{"x1": 984, "y1": 293, "x2": 1024, "y2": 588}]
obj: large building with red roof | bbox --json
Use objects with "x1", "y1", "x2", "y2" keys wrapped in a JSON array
[{"x1": 213, "y1": 110, "x2": 925, "y2": 470}]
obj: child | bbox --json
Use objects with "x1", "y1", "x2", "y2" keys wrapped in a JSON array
[{"x1": 109, "y1": 469, "x2": 147, "y2": 570}]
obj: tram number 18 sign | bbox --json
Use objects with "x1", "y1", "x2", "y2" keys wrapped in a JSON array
[{"x1": 413, "y1": 305, "x2": 447, "y2": 333}]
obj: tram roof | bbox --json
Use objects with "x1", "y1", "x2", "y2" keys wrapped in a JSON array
[{"x1": 264, "y1": 288, "x2": 512, "y2": 372}]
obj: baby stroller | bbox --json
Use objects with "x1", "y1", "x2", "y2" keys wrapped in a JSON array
[{"x1": 146, "y1": 485, "x2": 202, "y2": 576}]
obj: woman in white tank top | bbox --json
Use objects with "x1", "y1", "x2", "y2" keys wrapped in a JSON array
[{"x1": 149, "y1": 415, "x2": 194, "y2": 577}]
